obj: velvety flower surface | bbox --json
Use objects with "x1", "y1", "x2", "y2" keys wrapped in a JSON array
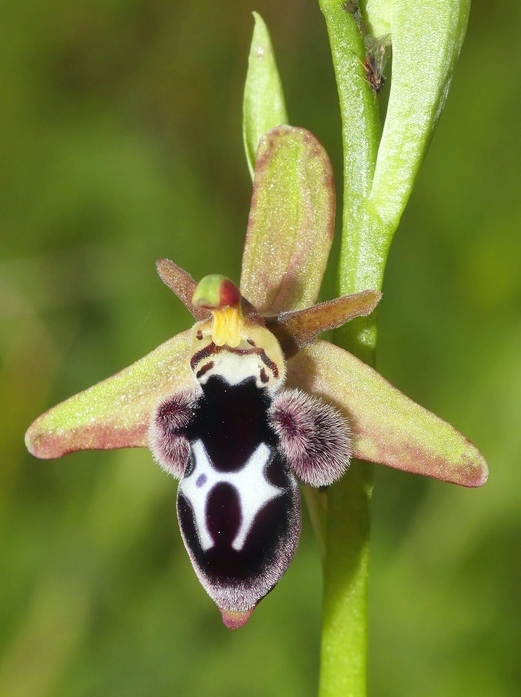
[{"x1": 25, "y1": 125, "x2": 487, "y2": 628}]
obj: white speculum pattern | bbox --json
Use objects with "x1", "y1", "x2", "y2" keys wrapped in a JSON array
[{"x1": 179, "y1": 439, "x2": 284, "y2": 551}]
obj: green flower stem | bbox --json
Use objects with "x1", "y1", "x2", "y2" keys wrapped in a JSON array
[
  {"x1": 319, "y1": 0, "x2": 386, "y2": 359},
  {"x1": 318, "y1": 2, "x2": 383, "y2": 696},
  {"x1": 319, "y1": 0, "x2": 471, "y2": 688},
  {"x1": 320, "y1": 460, "x2": 373, "y2": 697}
]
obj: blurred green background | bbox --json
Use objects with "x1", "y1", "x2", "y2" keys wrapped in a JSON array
[{"x1": 1, "y1": 0, "x2": 520, "y2": 695}]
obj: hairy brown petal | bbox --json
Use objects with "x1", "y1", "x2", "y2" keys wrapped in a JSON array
[
  {"x1": 156, "y1": 259, "x2": 209, "y2": 321},
  {"x1": 265, "y1": 290, "x2": 382, "y2": 358}
]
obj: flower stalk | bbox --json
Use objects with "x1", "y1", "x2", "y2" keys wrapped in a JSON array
[
  {"x1": 318, "y1": 0, "x2": 472, "y2": 694},
  {"x1": 318, "y1": 3, "x2": 381, "y2": 692}
]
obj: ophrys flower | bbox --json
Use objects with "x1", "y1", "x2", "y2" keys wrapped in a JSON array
[{"x1": 25, "y1": 126, "x2": 487, "y2": 629}]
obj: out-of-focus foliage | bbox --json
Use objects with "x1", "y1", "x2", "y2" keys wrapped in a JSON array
[{"x1": 0, "y1": 1, "x2": 519, "y2": 695}]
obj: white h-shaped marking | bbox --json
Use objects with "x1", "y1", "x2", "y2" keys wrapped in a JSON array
[{"x1": 179, "y1": 439, "x2": 283, "y2": 551}]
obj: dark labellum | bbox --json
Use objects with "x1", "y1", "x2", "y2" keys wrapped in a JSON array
[
  {"x1": 151, "y1": 373, "x2": 351, "y2": 626},
  {"x1": 149, "y1": 288, "x2": 352, "y2": 628}
]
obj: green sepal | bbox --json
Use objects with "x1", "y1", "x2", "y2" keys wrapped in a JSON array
[
  {"x1": 241, "y1": 125, "x2": 335, "y2": 314},
  {"x1": 369, "y1": 0, "x2": 471, "y2": 228},
  {"x1": 25, "y1": 331, "x2": 195, "y2": 459},
  {"x1": 287, "y1": 340, "x2": 488, "y2": 487}
]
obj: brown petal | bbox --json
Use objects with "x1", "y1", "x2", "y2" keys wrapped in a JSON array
[
  {"x1": 25, "y1": 330, "x2": 195, "y2": 459},
  {"x1": 241, "y1": 125, "x2": 335, "y2": 313},
  {"x1": 156, "y1": 259, "x2": 210, "y2": 321},
  {"x1": 265, "y1": 290, "x2": 382, "y2": 358},
  {"x1": 286, "y1": 340, "x2": 488, "y2": 488}
]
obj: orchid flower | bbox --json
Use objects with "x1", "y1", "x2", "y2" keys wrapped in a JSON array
[{"x1": 25, "y1": 125, "x2": 487, "y2": 630}]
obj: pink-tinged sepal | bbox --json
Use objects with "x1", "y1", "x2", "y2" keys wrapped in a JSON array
[
  {"x1": 269, "y1": 389, "x2": 352, "y2": 487},
  {"x1": 25, "y1": 331, "x2": 195, "y2": 459},
  {"x1": 287, "y1": 341, "x2": 489, "y2": 488},
  {"x1": 241, "y1": 125, "x2": 335, "y2": 313}
]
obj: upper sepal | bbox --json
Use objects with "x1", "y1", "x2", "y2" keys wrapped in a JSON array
[
  {"x1": 287, "y1": 340, "x2": 488, "y2": 487},
  {"x1": 240, "y1": 125, "x2": 335, "y2": 314}
]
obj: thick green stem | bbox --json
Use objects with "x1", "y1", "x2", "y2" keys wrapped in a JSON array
[
  {"x1": 318, "y1": 2, "x2": 383, "y2": 695},
  {"x1": 320, "y1": 460, "x2": 373, "y2": 697}
]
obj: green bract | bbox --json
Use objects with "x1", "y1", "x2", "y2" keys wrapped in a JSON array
[
  {"x1": 243, "y1": 12, "x2": 288, "y2": 178},
  {"x1": 366, "y1": 0, "x2": 471, "y2": 225}
]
